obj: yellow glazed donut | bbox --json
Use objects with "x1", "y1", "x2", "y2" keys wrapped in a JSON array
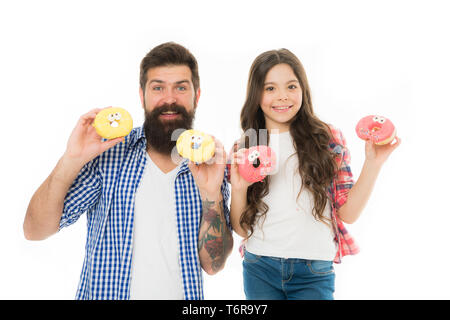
[
  {"x1": 176, "y1": 129, "x2": 215, "y2": 163},
  {"x1": 93, "y1": 107, "x2": 133, "y2": 139}
]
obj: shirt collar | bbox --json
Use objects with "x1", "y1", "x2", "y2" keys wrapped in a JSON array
[
  {"x1": 129, "y1": 126, "x2": 147, "y2": 148},
  {"x1": 130, "y1": 126, "x2": 190, "y2": 176}
]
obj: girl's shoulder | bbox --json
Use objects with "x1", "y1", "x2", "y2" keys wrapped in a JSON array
[{"x1": 326, "y1": 123, "x2": 348, "y2": 154}]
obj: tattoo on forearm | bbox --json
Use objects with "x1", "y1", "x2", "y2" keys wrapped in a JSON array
[{"x1": 198, "y1": 198, "x2": 232, "y2": 272}]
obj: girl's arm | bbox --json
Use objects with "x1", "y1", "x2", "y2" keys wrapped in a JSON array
[
  {"x1": 230, "y1": 186, "x2": 250, "y2": 238},
  {"x1": 229, "y1": 149, "x2": 253, "y2": 238},
  {"x1": 337, "y1": 138, "x2": 401, "y2": 224}
]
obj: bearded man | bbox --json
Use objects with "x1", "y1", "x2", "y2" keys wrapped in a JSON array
[{"x1": 23, "y1": 42, "x2": 233, "y2": 300}]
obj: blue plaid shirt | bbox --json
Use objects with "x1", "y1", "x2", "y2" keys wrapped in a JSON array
[{"x1": 60, "y1": 126, "x2": 231, "y2": 300}]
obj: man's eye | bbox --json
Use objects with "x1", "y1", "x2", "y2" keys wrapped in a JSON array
[
  {"x1": 152, "y1": 86, "x2": 162, "y2": 91},
  {"x1": 177, "y1": 86, "x2": 187, "y2": 91}
]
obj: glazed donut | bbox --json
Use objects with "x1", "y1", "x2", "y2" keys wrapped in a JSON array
[
  {"x1": 176, "y1": 129, "x2": 215, "y2": 163},
  {"x1": 238, "y1": 146, "x2": 277, "y2": 183},
  {"x1": 93, "y1": 107, "x2": 133, "y2": 140},
  {"x1": 356, "y1": 115, "x2": 396, "y2": 145}
]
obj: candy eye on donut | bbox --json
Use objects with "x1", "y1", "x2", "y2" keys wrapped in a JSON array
[
  {"x1": 114, "y1": 112, "x2": 122, "y2": 120},
  {"x1": 373, "y1": 115, "x2": 386, "y2": 124},
  {"x1": 248, "y1": 150, "x2": 260, "y2": 162},
  {"x1": 196, "y1": 136, "x2": 203, "y2": 144},
  {"x1": 107, "y1": 113, "x2": 115, "y2": 122}
]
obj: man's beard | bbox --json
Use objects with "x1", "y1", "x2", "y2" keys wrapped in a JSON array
[{"x1": 143, "y1": 103, "x2": 196, "y2": 155}]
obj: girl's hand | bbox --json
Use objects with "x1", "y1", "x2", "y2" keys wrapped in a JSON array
[
  {"x1": 365, "y1": 136, "x2": 401, "y2": 166},
  {"x1": 229, "y1": 149, "x2": 254, "y2": 191}
]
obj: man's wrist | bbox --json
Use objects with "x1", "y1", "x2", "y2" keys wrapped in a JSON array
[{"x1": 199, "y1": 190, "x2": 223, "y2": 202}]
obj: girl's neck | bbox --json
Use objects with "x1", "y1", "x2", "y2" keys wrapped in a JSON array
[
  {"x1": 264, "y1": 116, "x2": 291, "y2": 134},
  {"x1": 267, "y1": 126, "x2": 290, "y2": 134}
]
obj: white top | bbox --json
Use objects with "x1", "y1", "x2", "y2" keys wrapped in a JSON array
[
  {"x1": 245, "y1": 131, "x2": 337, "y2": 261},
  {"x1": 129, "y1": 153, "x2": 184, "y2": 299}
]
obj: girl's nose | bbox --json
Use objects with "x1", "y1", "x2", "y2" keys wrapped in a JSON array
[{"x1": 277, "y1": 90, "x2": 288, "y2": 101}]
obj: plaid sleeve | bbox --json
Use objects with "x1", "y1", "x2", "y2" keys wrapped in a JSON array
[
  {"x1": 59, "y1": 158, "x2": 102, "y2": 230},
  {"x1": 329, "y1": 125, "x2": 354, "y2": 210}
]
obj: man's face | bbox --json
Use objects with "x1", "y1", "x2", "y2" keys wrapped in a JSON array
[{"x1": 140, "y1": 65, "x2": 201, "y2": 154}]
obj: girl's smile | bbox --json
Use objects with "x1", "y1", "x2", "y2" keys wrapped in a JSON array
[{"x1": 271, "y1": 105, "x2": 294, "y2": 112}]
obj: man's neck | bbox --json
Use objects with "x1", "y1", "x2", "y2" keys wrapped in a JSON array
[{"x1": 146, "y1": 147, "x2": 180, "y2": 174}]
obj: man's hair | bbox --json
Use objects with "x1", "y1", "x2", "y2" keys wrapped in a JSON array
[{"x1": 139, "y1": 42, "x2": 200, "y2": 93}]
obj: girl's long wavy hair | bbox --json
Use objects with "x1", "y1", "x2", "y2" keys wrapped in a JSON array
[{"x1": 239, "y1": 49, "x2": 338, "y2": 238}]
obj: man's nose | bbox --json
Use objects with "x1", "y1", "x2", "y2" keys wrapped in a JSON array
[{"x1": 162, "y1": 90, "x2": 177, "y2": 105}]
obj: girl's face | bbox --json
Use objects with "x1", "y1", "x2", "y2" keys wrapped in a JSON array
[{"x1": 260, "y1": 63, "x2": 302, "y2": 133}]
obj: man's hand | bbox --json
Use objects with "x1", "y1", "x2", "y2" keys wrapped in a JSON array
[
  {"x1": 64, "y1": 107, "x2": 124, "y2": 167},
  {"x1": 24, "y1": 107, "x2": 122, "y2": 241},
  {"x1": 188, "y1": 136, "x2": 226, "y2": 200}
]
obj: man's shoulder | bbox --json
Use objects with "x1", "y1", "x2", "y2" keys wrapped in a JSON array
[{"x1": 101, "y1": 126, "x2": 145, "y2": 155}]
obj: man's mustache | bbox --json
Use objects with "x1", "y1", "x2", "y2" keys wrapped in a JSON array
[{"x1": 149, "y1": 103, "x2": 190, "y2": 118}]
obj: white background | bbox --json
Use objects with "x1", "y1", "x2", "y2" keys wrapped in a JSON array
[{"x1": 1, "y1": 0, "x2": 449, "y2": 299}]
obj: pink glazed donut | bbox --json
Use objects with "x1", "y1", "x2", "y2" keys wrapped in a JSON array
[
  {"x1": 238, "y1": 146, "x2": 277, "y2": 183},
  {"x1": 356, "y1": 115, "x2": 396, "y2": 145}
]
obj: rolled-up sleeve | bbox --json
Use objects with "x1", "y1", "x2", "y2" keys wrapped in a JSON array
[
  {"x1": 331, "y1": 127, "x2": 354, "y2": 210},
  {"x1": 59, "y1": 158, "x2": 102, "y2": 230}
]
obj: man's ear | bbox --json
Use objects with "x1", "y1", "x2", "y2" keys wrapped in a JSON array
[
  {"x1": 195, "y1": 88, "x2": 201, "y2": 108},
  {"x1": 139, "y1": 87, "x2": 145, "y2": 109}
]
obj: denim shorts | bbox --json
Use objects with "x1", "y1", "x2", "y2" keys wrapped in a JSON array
[{"x1": 243, "y1": 250, "x2": 335, "y2": 300}]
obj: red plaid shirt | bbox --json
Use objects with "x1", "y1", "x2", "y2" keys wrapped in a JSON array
[
  {"x1": 229, "y1": 124, "x2": 359, "y2": 263},
  {"x1": 327, "y1": 124, "x2": 359, "y2": 263}
]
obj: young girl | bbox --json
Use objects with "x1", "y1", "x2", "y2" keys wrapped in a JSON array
[{"x1": 229, "y1": 49, "x2": 400, "y2": 300}]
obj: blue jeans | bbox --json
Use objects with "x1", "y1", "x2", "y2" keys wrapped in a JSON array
[{"x1": 243, "y1": 250, "x2": 335, "y2": 300}]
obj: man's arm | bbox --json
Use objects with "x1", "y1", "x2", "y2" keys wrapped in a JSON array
[
  {"x1": 197, "y1": 194, "x2": 233, "y2": 275},
  {"x1": 188, "y1": 137, "x2": 233, "y2": 275},
  {"x1": 23, "y1": 108, "x2": 123, "y2": 240},
  {"x1": 24, "y1": 155, "x2": 86, "y2": 240}
]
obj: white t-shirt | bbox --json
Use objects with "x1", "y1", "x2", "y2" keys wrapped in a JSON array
[
  {"x1": 245, "y1": 131, "x2": 337, "y2": 261},
  {"x1": 129, "y1": 153, "x2": 184, "y2": 299}
]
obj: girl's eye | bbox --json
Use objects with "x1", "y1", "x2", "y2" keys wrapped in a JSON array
[
  {"x1": 288, "y1": 84, "x2": 297, "y2": 89},
  {"x1": 265, "y1": 86, "x2": 275, "y2": 91}
]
